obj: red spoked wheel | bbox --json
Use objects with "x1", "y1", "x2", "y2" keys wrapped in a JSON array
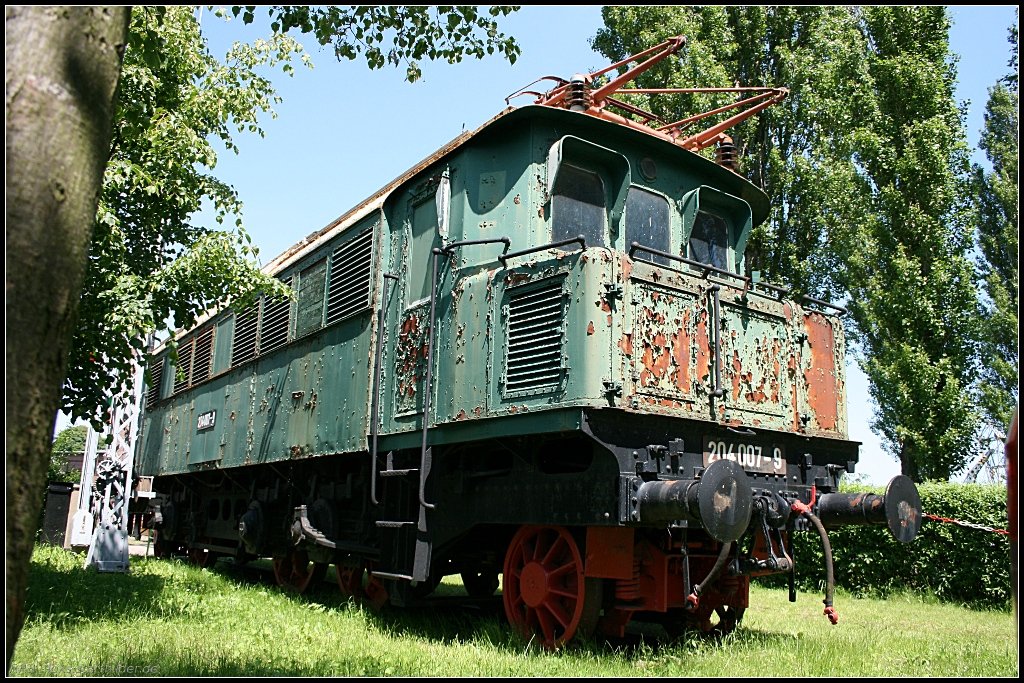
[
  {"x1": 272, "y1": 548, "x2": 328, "y2": 593},
  {"x1": 335, "y1": 557, "x2": 367, "y2": 599},
  {"x1": 502, "y1": 525, "x2": 601, "y2": 649}
]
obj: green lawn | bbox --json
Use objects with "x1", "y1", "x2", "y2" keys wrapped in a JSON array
[{"x1": 8, "y1": 544, "x2": 1018, "y2": 677}]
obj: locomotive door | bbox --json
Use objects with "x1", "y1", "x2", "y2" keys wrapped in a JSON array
[
  {"x1": 715, "y1": 288, "x2": 795, "y2": 431},
  {"x1": 627, "y1": 272, "x2": 710, "y2": 415},
  {"x1": 393, "y1": 184, "x2": 443, "y2": 421}
]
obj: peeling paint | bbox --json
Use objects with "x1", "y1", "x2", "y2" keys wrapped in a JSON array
[
  {"x1": 619, "y1": 333, "x2": 633, "y2": 357},
  {"x1": 803, "y1": 312, "x2": 839, "y2": 431},
  {"x1": 396, "y1": 308, "x2": 428, "y2": 413}
]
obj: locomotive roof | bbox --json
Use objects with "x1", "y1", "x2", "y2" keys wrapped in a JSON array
[{"x1": 261, "y1": 104, "x2": 771, "y2": 278}]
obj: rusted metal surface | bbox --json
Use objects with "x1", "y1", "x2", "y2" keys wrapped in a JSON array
[
  {"x1": 801, "y1": 312, "x2": 842, "y2": 433},
  {"x1": 718, "y1": 303, "x2": 791, "y2": 422},
  {"x1": 620, "y1": 256, "x2": 847, "y2": 437},
  {"x1": 395, "y1": 307, "x2": 428, "y2": 415}
]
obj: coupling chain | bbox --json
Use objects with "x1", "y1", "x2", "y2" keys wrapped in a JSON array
[{"x1": 923, "y1": 513, "x2": 1010, "y2": 536}]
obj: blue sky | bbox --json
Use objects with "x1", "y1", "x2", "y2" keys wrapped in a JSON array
[{"x1": 63, "y1": 6, "x2": 1020, "y2": 485}]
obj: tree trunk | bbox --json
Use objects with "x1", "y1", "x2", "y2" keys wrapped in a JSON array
[{"x1": 5, "y1": 5, "x2": 129, "y2": 668}]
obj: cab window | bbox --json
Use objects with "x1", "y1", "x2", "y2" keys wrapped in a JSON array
[
  {"x1": 626, "y1": 187, "x2": 670, "y2": 265},
  {"x1": 688, "y1": 210, "x2": 731, "y2": 272},
  {"x1": 551, "y1": 164, "x2": 605, "y2": 248}
]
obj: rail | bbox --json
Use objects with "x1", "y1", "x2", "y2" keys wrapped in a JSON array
[
  {"x1": 498, "y1": 235, "x2": 587, "y2": 266},
  {"x1": 369, "y1": 273, "x2": 399, "y2": 506},
  {"x1": 628, "y1": 242, "x2": 846, "y2": 315}
]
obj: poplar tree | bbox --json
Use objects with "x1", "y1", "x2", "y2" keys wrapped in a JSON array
[{"x1": 974, "y1": 20, "x2": 1019, "y2": 435}]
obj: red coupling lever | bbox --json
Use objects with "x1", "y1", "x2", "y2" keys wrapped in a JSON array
[
  {"x1": 791, "y1": 484, "x2": 818, "y2": 516},
  {"x1": 823, "y1": 604, "x2": 839, "y2": 625}
]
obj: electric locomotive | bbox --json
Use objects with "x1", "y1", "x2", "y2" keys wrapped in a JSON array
[{"x1": 139, "y1": 37, "x2": 922, "y2": 648}]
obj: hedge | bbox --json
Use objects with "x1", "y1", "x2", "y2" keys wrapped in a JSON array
[{"x1": 756, "y1": 482, "x2": 1012, "y2": 609}]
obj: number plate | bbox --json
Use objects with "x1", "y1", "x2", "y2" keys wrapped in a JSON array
[{"x1": 703, "y1": 436, "x2": 785, "y2": 475}]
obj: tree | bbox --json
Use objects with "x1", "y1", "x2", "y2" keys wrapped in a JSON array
[
  {"x1": 62, "y1": 6, "x2": 307, "y2": 428},
  {"x1": 5, "y1": 4, "x2": 520, "y2": 666},
  {"x1": 843, "y1": 6, "x2": 981, "y2": 480},
  {"x1": 593, "y1": 6, "x2": 982, "y2": 480},
  {"x1": 974, "y1": 19, "x2": 1019, "y2": 435},
  {"x1": 48, "y1": 425, "x2": 88, "y2": 484},
  {"x1": 6, "y1": 6, "x2": 131, "y2": 667}
]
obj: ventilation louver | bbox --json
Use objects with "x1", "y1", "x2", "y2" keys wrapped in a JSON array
[
  {"x1": 326, "y1": 229, "x2": 373, "y2": 325},
  {"x1": 506, "y1": 280, "x2": 565, "y2": 394},
  {"x1": 259, "y1": 276, "x2": 292, "y2": 355}
]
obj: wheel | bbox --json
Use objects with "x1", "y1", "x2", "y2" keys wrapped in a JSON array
[
  {"x1": 502, "y1": 525, "x2": 602, "y2": 649},
  {"x1": 461, "y1": 569, "x2": 499, "y2": 598},
  {"x1": 152, "y1": 531, "x2": 180, "y2": 559},
  {"x1": 187, "y1": 547, "x2": 214, "y2": 568},
  {"x1": 335, "y1": 557, "x2": 367, "y2": 599},
  {"x1": 272, "y1": 548, "x2": 328, "y2": 593},
  {"x1": 664, "y1": 604, "x2": 745, "y2": 639}
]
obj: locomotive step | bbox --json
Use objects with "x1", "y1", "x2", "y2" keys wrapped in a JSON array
[
  {"x1": 369, "y1": 570, "x2": 414, "y2": 581},
  {"x1": 379, "y1": 468, "x2": 418, "y2": 478},
  {"x1": 375, "y1": 520, "x2": 416, "y2": 528}
]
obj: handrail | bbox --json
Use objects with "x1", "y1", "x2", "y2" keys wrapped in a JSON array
[
  {"x1": 441, "y1": 236, "x2": 511, "y2": 256},
  {"x1": 498, "y1": 235, "x2": 587, "y2": 266},
  {"x1": 628, "y1": 242, "x2": 845, "y2": 315},
  {"x1": 709, "y1": 284, "x2": 725, "y2": 400},
  {"x1": 415, "y1": 236, "x2": 515, "y2": 509},
  {"x1": 369, "y1": 273, "x2": 399, "y2": 506}
]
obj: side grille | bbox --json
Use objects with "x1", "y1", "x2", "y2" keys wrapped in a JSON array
[
  {"x1": 146, "y1": 357, "x2": 164, "y2": 406},
  {"x1": 191, "y1": 326, "x2": 215, "y2": 384},
  {"x1": 259, "y1": 276, "x2": 292, "y2": 355},
  {"x1": 173, "y1": 339, "x2": 193, "y2": 394},
  {"x1": 231, "y1": 301, "x2": 259, "y2": 366},
  {"x1": 506, "y1": 280, "x2": 565, "y2": 394},
  {"x1": 326, "y1": 229, "x2": 373, "y2": 325},
  {"x1": 296, "y1": 258, "x2": 327, "y2": 337}
]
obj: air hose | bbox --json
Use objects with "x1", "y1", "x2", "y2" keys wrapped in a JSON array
[
  {"x1": 792, "y1": 488, "x2": 838, "y2": 625},
  {"x1": 685, "y1": 540, "x2": 733, "y2": 611}
]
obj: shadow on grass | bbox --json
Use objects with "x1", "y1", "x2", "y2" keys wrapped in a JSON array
[
  {"x1": 206, "y1": 556, "x2": 798, "y2": 660},
  {"x1": 24, "y1": 551, "x2": 167, "y2": 629}
]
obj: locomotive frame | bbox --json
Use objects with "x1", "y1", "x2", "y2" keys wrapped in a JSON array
[{"x1": 139, "y1": 37, "x2": 922, "y2": 648}]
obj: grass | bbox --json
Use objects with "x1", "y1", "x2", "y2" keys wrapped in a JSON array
[{"x1": 8, "y1": 544, "x2": 1018, "y2": 677}]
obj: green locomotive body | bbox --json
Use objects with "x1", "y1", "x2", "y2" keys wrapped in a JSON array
[{"x1": 140, "y1": 98, "x2": 920, "y2": 646}]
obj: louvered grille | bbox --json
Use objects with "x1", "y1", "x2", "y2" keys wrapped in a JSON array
[
  {"x1": 146, "y1": 357, "x2": 164, "y2": 406},
  {"x1": 231, "y1": 301, "x2": 259, "y2": 366},
  {"x1": 259, "y1": 276, "x2": 292, "y2": 355},
  {"x1": 173, "y1": 340, "x2": 193, "y2": 394},
  {"x1": 506, "y1": 280, "x2": 564, "y2": 393},
  {"x1": 296, "y1": 259, "x2": 327, "y2": 337},
  {"x1": 191, "y1": 326, "x2": 215, "y2": 384},
  {"x1": 326, "y1": 229, "x2": 373, "y2": 325}
]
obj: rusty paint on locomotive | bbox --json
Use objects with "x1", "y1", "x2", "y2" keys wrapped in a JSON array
[{"x1": 395, "y1": 307, "x2": 429, "y2": 415}]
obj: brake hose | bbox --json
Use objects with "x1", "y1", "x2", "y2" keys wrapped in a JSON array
[
  {"x1": 792, "y1": 488, "x2": 838, "y2": 625},
  {"x1": 685, "y1": 540, "x2": 733, "y2": 611}
]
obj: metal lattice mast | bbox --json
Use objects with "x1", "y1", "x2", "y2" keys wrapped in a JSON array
[
  {"x1": 962, "y1": 422, "x2": 1008, "y2": 484},
  {"x1": 73, "y1": 353, "x2": 147, "y2": 571}
]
